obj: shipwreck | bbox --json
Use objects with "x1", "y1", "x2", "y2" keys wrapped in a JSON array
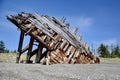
[{"x1": 7, "y1": 12, "x2": 100, "y2": 64}]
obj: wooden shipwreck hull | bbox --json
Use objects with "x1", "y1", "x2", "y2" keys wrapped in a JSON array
[{"x1": 7, "y1": 12, "x2": 100, "y2": 64}]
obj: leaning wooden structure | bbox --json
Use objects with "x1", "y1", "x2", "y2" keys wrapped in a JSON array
[{"x1": 7, "y1": 12, "x2": 100, "y2": 64}]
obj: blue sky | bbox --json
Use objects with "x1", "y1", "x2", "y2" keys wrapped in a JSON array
[{"x1": 0, "y1": 0, "x2": 120, "y2": 51}]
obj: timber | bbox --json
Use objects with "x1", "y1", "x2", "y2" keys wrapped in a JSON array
[
  {"x1": 26, "y1": 36, "x2": 34, "y2": 63},
  {"x1": 16, "y1": 30, "x2": 24, "y2": 63},
  {"x1": 7, "y1": 12, "x2": 100, "y2": 64}
]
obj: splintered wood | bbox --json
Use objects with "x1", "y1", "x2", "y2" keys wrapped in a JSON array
[{"x1": 7, "y1": 12, "x2": 100, "y2": 65}]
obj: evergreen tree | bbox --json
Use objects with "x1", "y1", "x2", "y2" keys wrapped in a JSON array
[
  {"x1": 0, "y1": 41, "x2": 5, "y2": 53},
  {"x1": 111, "y1": 45, "x2": 120, "y2": 58},
  {"x1": 97, "y1": 43, "x2": 110, "y2": 58},
  {"x1": 13, "y1": 50, "x2": 17, "y2": 53}
]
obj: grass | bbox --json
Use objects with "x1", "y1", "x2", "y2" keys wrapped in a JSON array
[
  {"x1": 0, "y1": 53, "x2": 16, "y2": 62},
  {"x1": 0, "y1": 53, "x2": 36, "y2": 63},
  {"x1": 0, "y1": 53, "x2": 120, "y2": 63},
  {"x1": 100, "y1": 57, "x2": 120, "y2": 64}
]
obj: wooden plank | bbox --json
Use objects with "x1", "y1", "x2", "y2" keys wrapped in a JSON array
[
  {"x1": 70, "y1": 58, "x2": 76, "y2": 64},
  {"x1": 50, "y1": 56, "x2": 59, "y2": 64},
  {"x1": 30, "y1": 32, "x2": 52, "y2": 50},
  {"x1": 29, "y1": 49, "x2": 38, "y2": 58},
  {"x1": 16, "y1": 30, "x2": 24, "y2": 63},
  {"x1": 33, "y1": 14, "x2": 81, "y2": 48},
  {"x1": 26, "y1": 36, "x2": 34, "y2": 63},
  {"x1": 32, "y1": 30, "x2": 39, "y2": 35},
  {"x1": 63, "y1": 42, "x2": 69, "y2": 52},
  {"x1": 73, "y1": 50, "x2": 80, "y2": 59},
  {"x1": 53, "y1": 41, "x2": 60, "y2": 50},
  {"x1": 60, "y1": 40, "x2": 68, "y2": 50},
  {"x1": 49, "y1": 41, "x2": 55, "y2": 49},
  {"x1": 50, "y1": 51, "x2": 62, "y2": 64},
  {"x1": 68, "y1": 47, "x2": 76, "y2": 59},
  {"x1": 39, "y1": 50, "x2": 48, "y2": 61},
  {"x1": 28, "y1": 18, "x2": 55, "y2": 40},
  {"x1": 35, "y1": 43, "x2": 43, "y2": 63},
  {"x1": 71, "y1": 27, "x2": 78, "y2": 35},
  {"x1": 66, "y1": 46, "x2": 74, "y2": 56},
  {"x1": 53, "y1": 51, "x2": 63, "y2": 63},
  {"x1": 55, "y1": 35, "x2": 62, "y2": 42},
  {"x1": 56, "y1": 49, "x2": 67, "y2": 61},
  {"x1": 46, "y1": 56, "x2": 50, "y2": 65},
  {"x1": 52, "y1": 17, "x2": 66, "y2": 27}
]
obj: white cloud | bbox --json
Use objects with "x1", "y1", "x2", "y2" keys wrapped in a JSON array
[
  {"x1": 87, "y1": 38, "x2": 119, "y2": 56},
  {"x1": 66, "y1": 16, "x2": 95, "y2": 31},
  {"x1": 78, "y1": 17, "x2": 94, "y2": 28},
  {"x1": 100, "y1": 38, "x2": 118, "y2": 46},
  {"x1": 89, "y1": 38, "x2": 118, "y2": 50},
  {"x1": 91, "y1": 38, "x2": 118, "y2": 49}
]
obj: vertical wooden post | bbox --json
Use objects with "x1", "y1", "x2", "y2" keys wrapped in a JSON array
[
  {"x1": 26, "y1": 36, "x2": 34, "y2": 63},
  {"x1": 16, "y1": 31, "x2": 24, "y2": 63},
  {"x1": 35, "y1": 43, "x2": 43, "y2": 63}
]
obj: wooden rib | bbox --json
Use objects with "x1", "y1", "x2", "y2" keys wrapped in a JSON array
[
  {"x1": 16, "y1": 31, "x2": 24, "y2": 63},
  {"x1": 35, "y1": 43, "x2": 43, "y2": 63},
  {"x1": 26, "y1": 36, "x2": 34, "y2": 63}
]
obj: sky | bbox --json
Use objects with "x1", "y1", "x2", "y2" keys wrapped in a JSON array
[{"x1": 0, "y1": 0, "x2": 120, "y2": 52}]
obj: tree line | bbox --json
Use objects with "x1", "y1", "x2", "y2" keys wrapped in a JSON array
[
  {"x1": 0, "y1": 40, "x2": 120, "y2": 58},
  {"x1": 0, "y1": 40, "x2": 16, "y2": 53},
  {"x1": 97, "y1": 43, "x2": 120, "y2": 58}
]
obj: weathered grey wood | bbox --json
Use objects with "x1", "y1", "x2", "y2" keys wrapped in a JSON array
[
  {"x1": 33, "y1": 14, "x2": 81, "y2": 48},
  {"x1": 16, "y1": 31, "x2": 24, "y2": 63},
  {"x1": 60, "y1": 17, "x2": 66, "y2": 23},
  {"x1": 72, "y1": 27, "x2": 78, "y2": 35},
  {"x1": 78, "y1": 34, "x2": 82, "y2": 41},
  {"x1": 52, "y1": 17, "x2": 66, "y2": 27},
  {"x1": 28, "y1": 18, "x2": 55, "y2": 40}
]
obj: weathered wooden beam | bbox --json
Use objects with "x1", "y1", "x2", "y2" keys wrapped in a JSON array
[
  {"x1": 29, "y1": 48, "x2": 38, "y2": 58},
  {"x1": 26, "y1": 36, "x2": 34, "y2": 63},
  {"x1": 35, "y1": 43, "x2": 43, "y2": 63},
  {"x1": 30, "y1": 32, "x2": 52, "y2": 50},
  {"x1": 21, "y1": 44, "x2": 29, "y2": 53},
  {"x1": 16, "y1": 30, "x2": 24, "y2": 63},
  {"x1": 71, "y1": 27, "x2": 78, "y2": 35},
  {"x1": 40, "y1": 50, "x2": 48, "y2": 61},
  {"x1": 68, "y1": 47, "x2": 76, "y2": 60}
]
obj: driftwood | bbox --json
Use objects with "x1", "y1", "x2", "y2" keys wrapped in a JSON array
[{"x1": 7, "y1": 12, "x2": 100, "y2": 65}]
